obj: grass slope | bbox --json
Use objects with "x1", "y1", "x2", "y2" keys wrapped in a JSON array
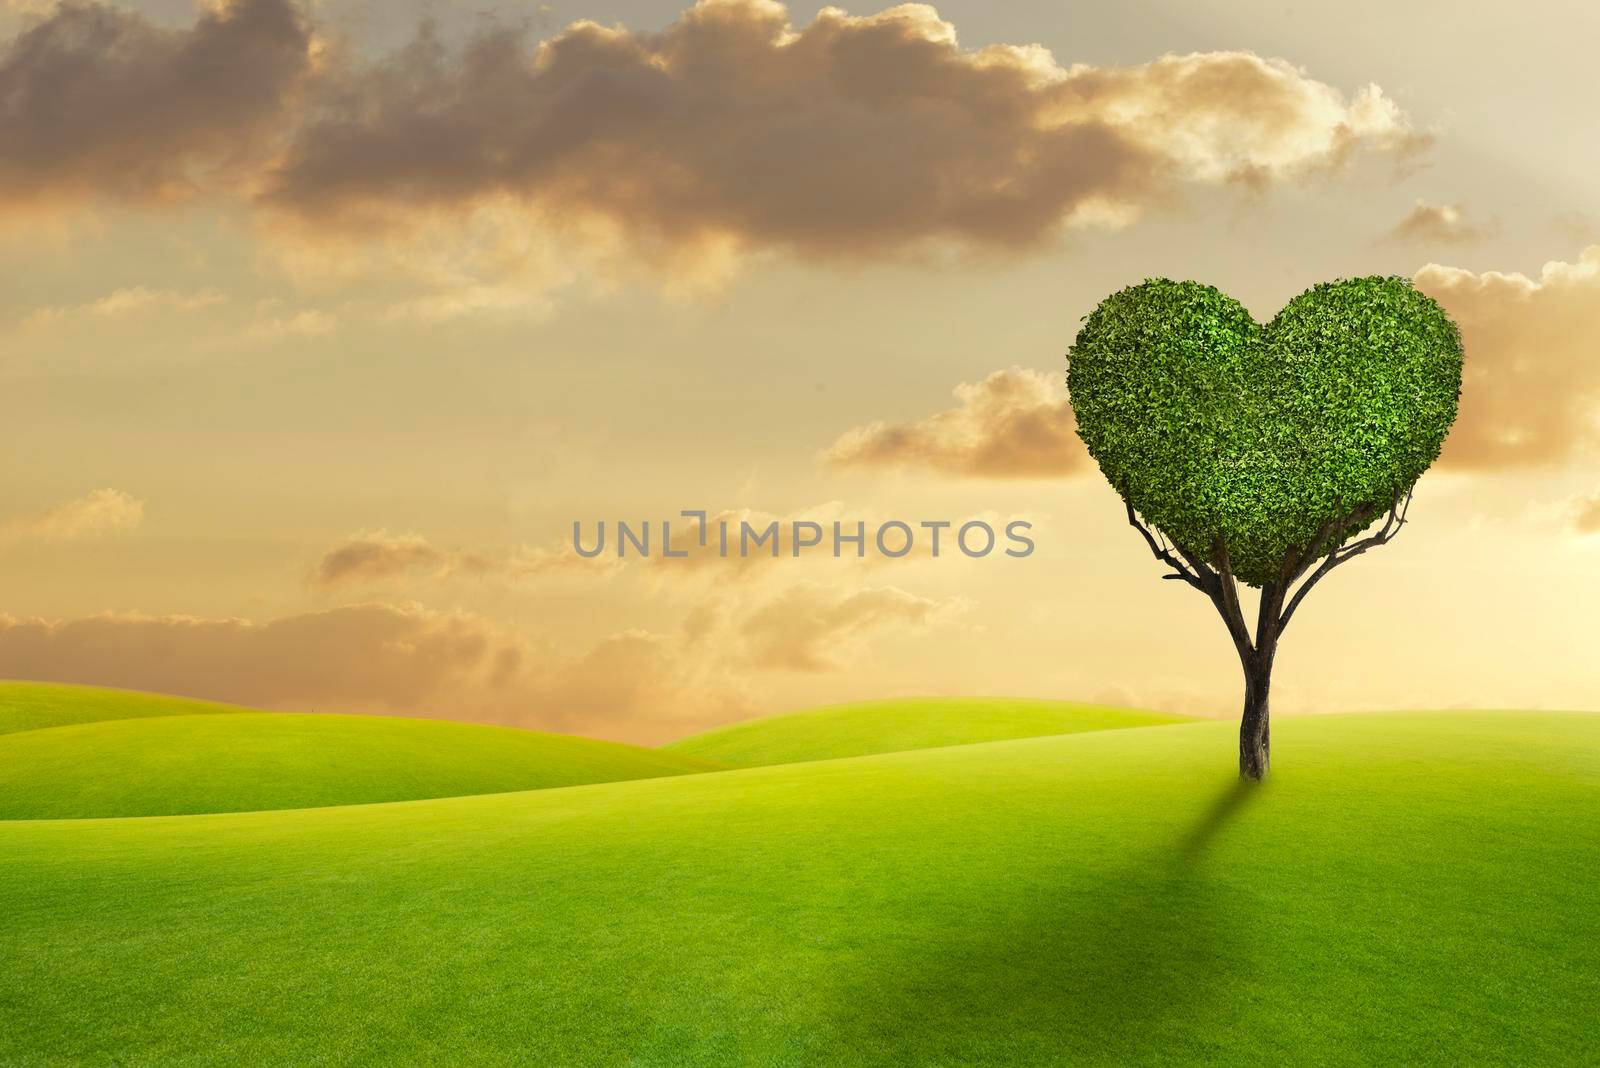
[
  {"x1": 666, "y1": 695, "x2": 1194, "y2": 766},
  {"x1": 0, "y1": 712, "x2": 722, "y2": 819},
  {"x1": 4, "y1": 711, "x2": 1597, "y2": 1065},
  {"x1": 0, "y1": 680, "x2": 252, "y2": 736}
]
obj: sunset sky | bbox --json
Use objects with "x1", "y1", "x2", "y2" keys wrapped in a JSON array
[{"x1": 2, "y1": 0, "x2": 1597, "y2": 742}]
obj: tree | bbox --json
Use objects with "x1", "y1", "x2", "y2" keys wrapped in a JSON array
[{"x1": 1067, "y1": 277, "x2": 1463, "y2": 779}]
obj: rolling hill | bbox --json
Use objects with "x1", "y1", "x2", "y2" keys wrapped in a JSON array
[
  {"x1": 0, "y1": 708, "x2": 722, "y2": 819},
  {"x1": 4, "y1": 709, "x2": 1596, "y2": 1064},
  {"x1": 0, "y1": 680, "x2": 252, "y2": 736},
  {"x1": 665, "y1": 696, "x2": 1195, "y2": 766}
]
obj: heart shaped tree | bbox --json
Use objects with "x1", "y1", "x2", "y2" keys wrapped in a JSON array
[{"x1": 1068, "y1": 277, "x2": 1463, "y2": 779}]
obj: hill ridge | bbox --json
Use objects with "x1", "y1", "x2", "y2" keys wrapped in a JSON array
[
  {"x1": 0, "y1": 707, "x2": 723, "y2": 820},
  {"x1": 666, "y1": 695, "x2": 1197, "y2": 767}
]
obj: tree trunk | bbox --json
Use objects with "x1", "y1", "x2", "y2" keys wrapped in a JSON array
[{"x1": 1239, "y1": 654, "x2": 1272, "y2": 780}]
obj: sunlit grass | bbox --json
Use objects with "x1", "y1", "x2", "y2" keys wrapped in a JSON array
[
  {"x1": 665, "y1": 695, "x2": 1194, "y2": 766},
  {"x1": 0, "y1": 704, "x2": 721, "y2": 819},
  {"x1": 0, "y1": 680, "x2": 251, "y2": 736},
  {"x1": 4, "y1": 710, "x2": 1596, "y2": 1064}
]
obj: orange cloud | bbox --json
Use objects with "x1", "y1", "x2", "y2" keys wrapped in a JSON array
[
  {"x1": 18, "y1": 287, "x2": 226, "y2": 329},
  {"x1": 0, "y1": 603, "x2": 736, "y2": 742},
  {"x1": 833, "y1": 248, "x2": 1600, "y2": 481},
  {"x1": 0, "y1": 0, "x2": 1419, "y2": 266},
  {"x1": 1386, "y1": 200, "x2": 1493, "y2": 245},
  {"x1": 263, "y1": 2, "x2": 1419, "y2": 261},
  {"x1": 535, "y1": 627, "x2": 755, "y2": 743},
  {"x1": 0, "y1": 604, "x2": 511, "y2": 716},
  {"x1": 739, "y1": 581, "x2": 959, "y2": 671},
  {"x1": 1417, "y1": 246, "x2": 1600, "y2": 469},
  {"x1": 0, "y1": 489, "x2": 143, "y2": 542},
  {"x1": 0, "y1": 575, "x2": 963, "y2": 741},
  {"x1": 311, "y1": 531, "x2": 618, "y2": 590},
  {"x1": 311, "y1": 531, "x2": 452, "y2": 587},
  {"x1": 827, "y1": 367, "x2": 1085, "y2": 478},
  {"x1": 1574, "y1": 496, "x2": 1600, "y2": 535}
]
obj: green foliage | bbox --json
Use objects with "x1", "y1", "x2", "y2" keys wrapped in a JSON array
[{"x1": 1067, "y1": 277, "x2": 1463, "y2": 586}]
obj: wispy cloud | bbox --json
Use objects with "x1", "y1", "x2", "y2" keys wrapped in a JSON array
[
  {"x1": 827, "y1": 367, "x2": 1085, "y2": 479},
  {"x1": 236, "y1": 306, "x2": 337, "y2": 345},
  {"x1": 19, "y1": 287, "x2": 225, "y2": 330},
  {"x1": 311, "y1": 530, "x2": 618, "y2": 590},
  {"x1": 0, "y1": 489, "x2": 143, "y2": 542},
  {"x1": 1574, "y1": 495, "x2": 1600, "y2": 535},
  {"x1": 1385, "y1": 199, "x2": 1493, "y2": 245},
  {"x1": 738, "y1": 581, "x2": 962, "y2": 671}
]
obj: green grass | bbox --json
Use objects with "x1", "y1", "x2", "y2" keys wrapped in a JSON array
[
  {"x1": 665, "y1": 695, "x2": 1194, "y2": 766},
  {"x1": 0, "y1": 712, "x2": 722, "y2": 819},
  {"x1": 4, "y1": 710, "x2": 1597, "y2": 1065},
  {"x1": 0, "y1": 680, "x2": 252, "y2": 736}
]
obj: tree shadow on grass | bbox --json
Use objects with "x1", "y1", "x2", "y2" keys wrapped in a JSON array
[
  {"x1": 810, "y1": 778, "x2": 1263, "y2": 1065},
  {"x1": 1176, "y1": 777, "x2": 1256, "y2": 859}
]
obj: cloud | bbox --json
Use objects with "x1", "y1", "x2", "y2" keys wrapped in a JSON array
[
  {"x1": 18, "y1": 287, "x2": 225, "y2": 329},
  {"x1": 0, "y1": 578, "x2": 957, "y2": 741},
  {"x1": 0, "y1": 602, "x2": 535, "y2": 719},
  {"x1": 312, "y1": 531, "x2": 451, "y2": 587},
  {"x1": 237, "y1": 305, "x2": 337, "y2": 345},
  {"x1": 0, "y1": 602, "x2": 729, "y2": 741},
  {"x1": 0, "y1": 0, "x2": 311, "y2": 210},
  {"x1": 312, "y1": 530, "x2": 619, "y2": 589},
  {"x1": 827, "y1": 366, "x2": 1085, "y2": 478},
  {"x1": 1, "y1": 0, "x2": 1420, "y2": 274},
  {"x1": 1575, "y1": 495, "x2": 1600, "y2": 535},
  {"x1": 505, "y1": 542, "x2": 626, "y2": 579},
  {"x1": 316, "y1": 510, "x2": 963, "y2": 594},
  {"x1": 534, "y1": 626, "x2": 753, "y2": 742},
  {"x1": 1386, "y1": 199, "x2": 1492, "y2": 244},
  {"x1": 262, "y1": 1, "x2": 1419, "y2": 265},
  {"x1": 11, "y1": 289, "x2": 337, "y2": 351},
  {"x1": 1551, "y1": 210, "x2": 1599, "y2": 246},
  {"x1": 738, "y1": 581, "x2": 958, "y2": 670},
  {"x1": 1417, "y1": 246, "x2": 1600, "y2": 468},
  {"x1": 531, "y1": 579, "x2": 960, "y2": 732},
  {"x1": 844, "y1": 248, "x2": 1600, "y2": 481},
  {"x1": 0, "y1": 488, "x2": 143, "y2": 542}
]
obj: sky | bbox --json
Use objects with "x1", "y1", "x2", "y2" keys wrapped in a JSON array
[{"x1": 1, "y1": 0, "x2": 1597, "y2": 742}]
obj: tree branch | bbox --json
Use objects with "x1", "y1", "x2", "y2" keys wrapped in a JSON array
[
  {"x1": 1278, "y1": 486, "x2": 1413, "y2": 634},
  {"x1": 1209, "y1": 537, "x2": 1256, "y2": 659},
  {"x1": 1122, "y1": 502, "x2": 1260, "y2": 658},
  {"x1": 1125, "y1": 483, "x2": 1417, "y2": 671},
  {"x1": 1125, "y1": 502, "x2": 1210, "y2": 593}
]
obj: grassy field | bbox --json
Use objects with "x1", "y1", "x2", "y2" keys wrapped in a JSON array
[
  {"x1": 3, "y1": 703, "x2": 1597, "y2": 1065},
  {"x1": 0, "y1": 680, "x2": 252, "y2": 735},
  {"x1": 666, "y1": 696, "x2": 1194, "y2": 766},
  {"x1": 0, "y1": 710, "x2": 721, "y2": 819}
]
